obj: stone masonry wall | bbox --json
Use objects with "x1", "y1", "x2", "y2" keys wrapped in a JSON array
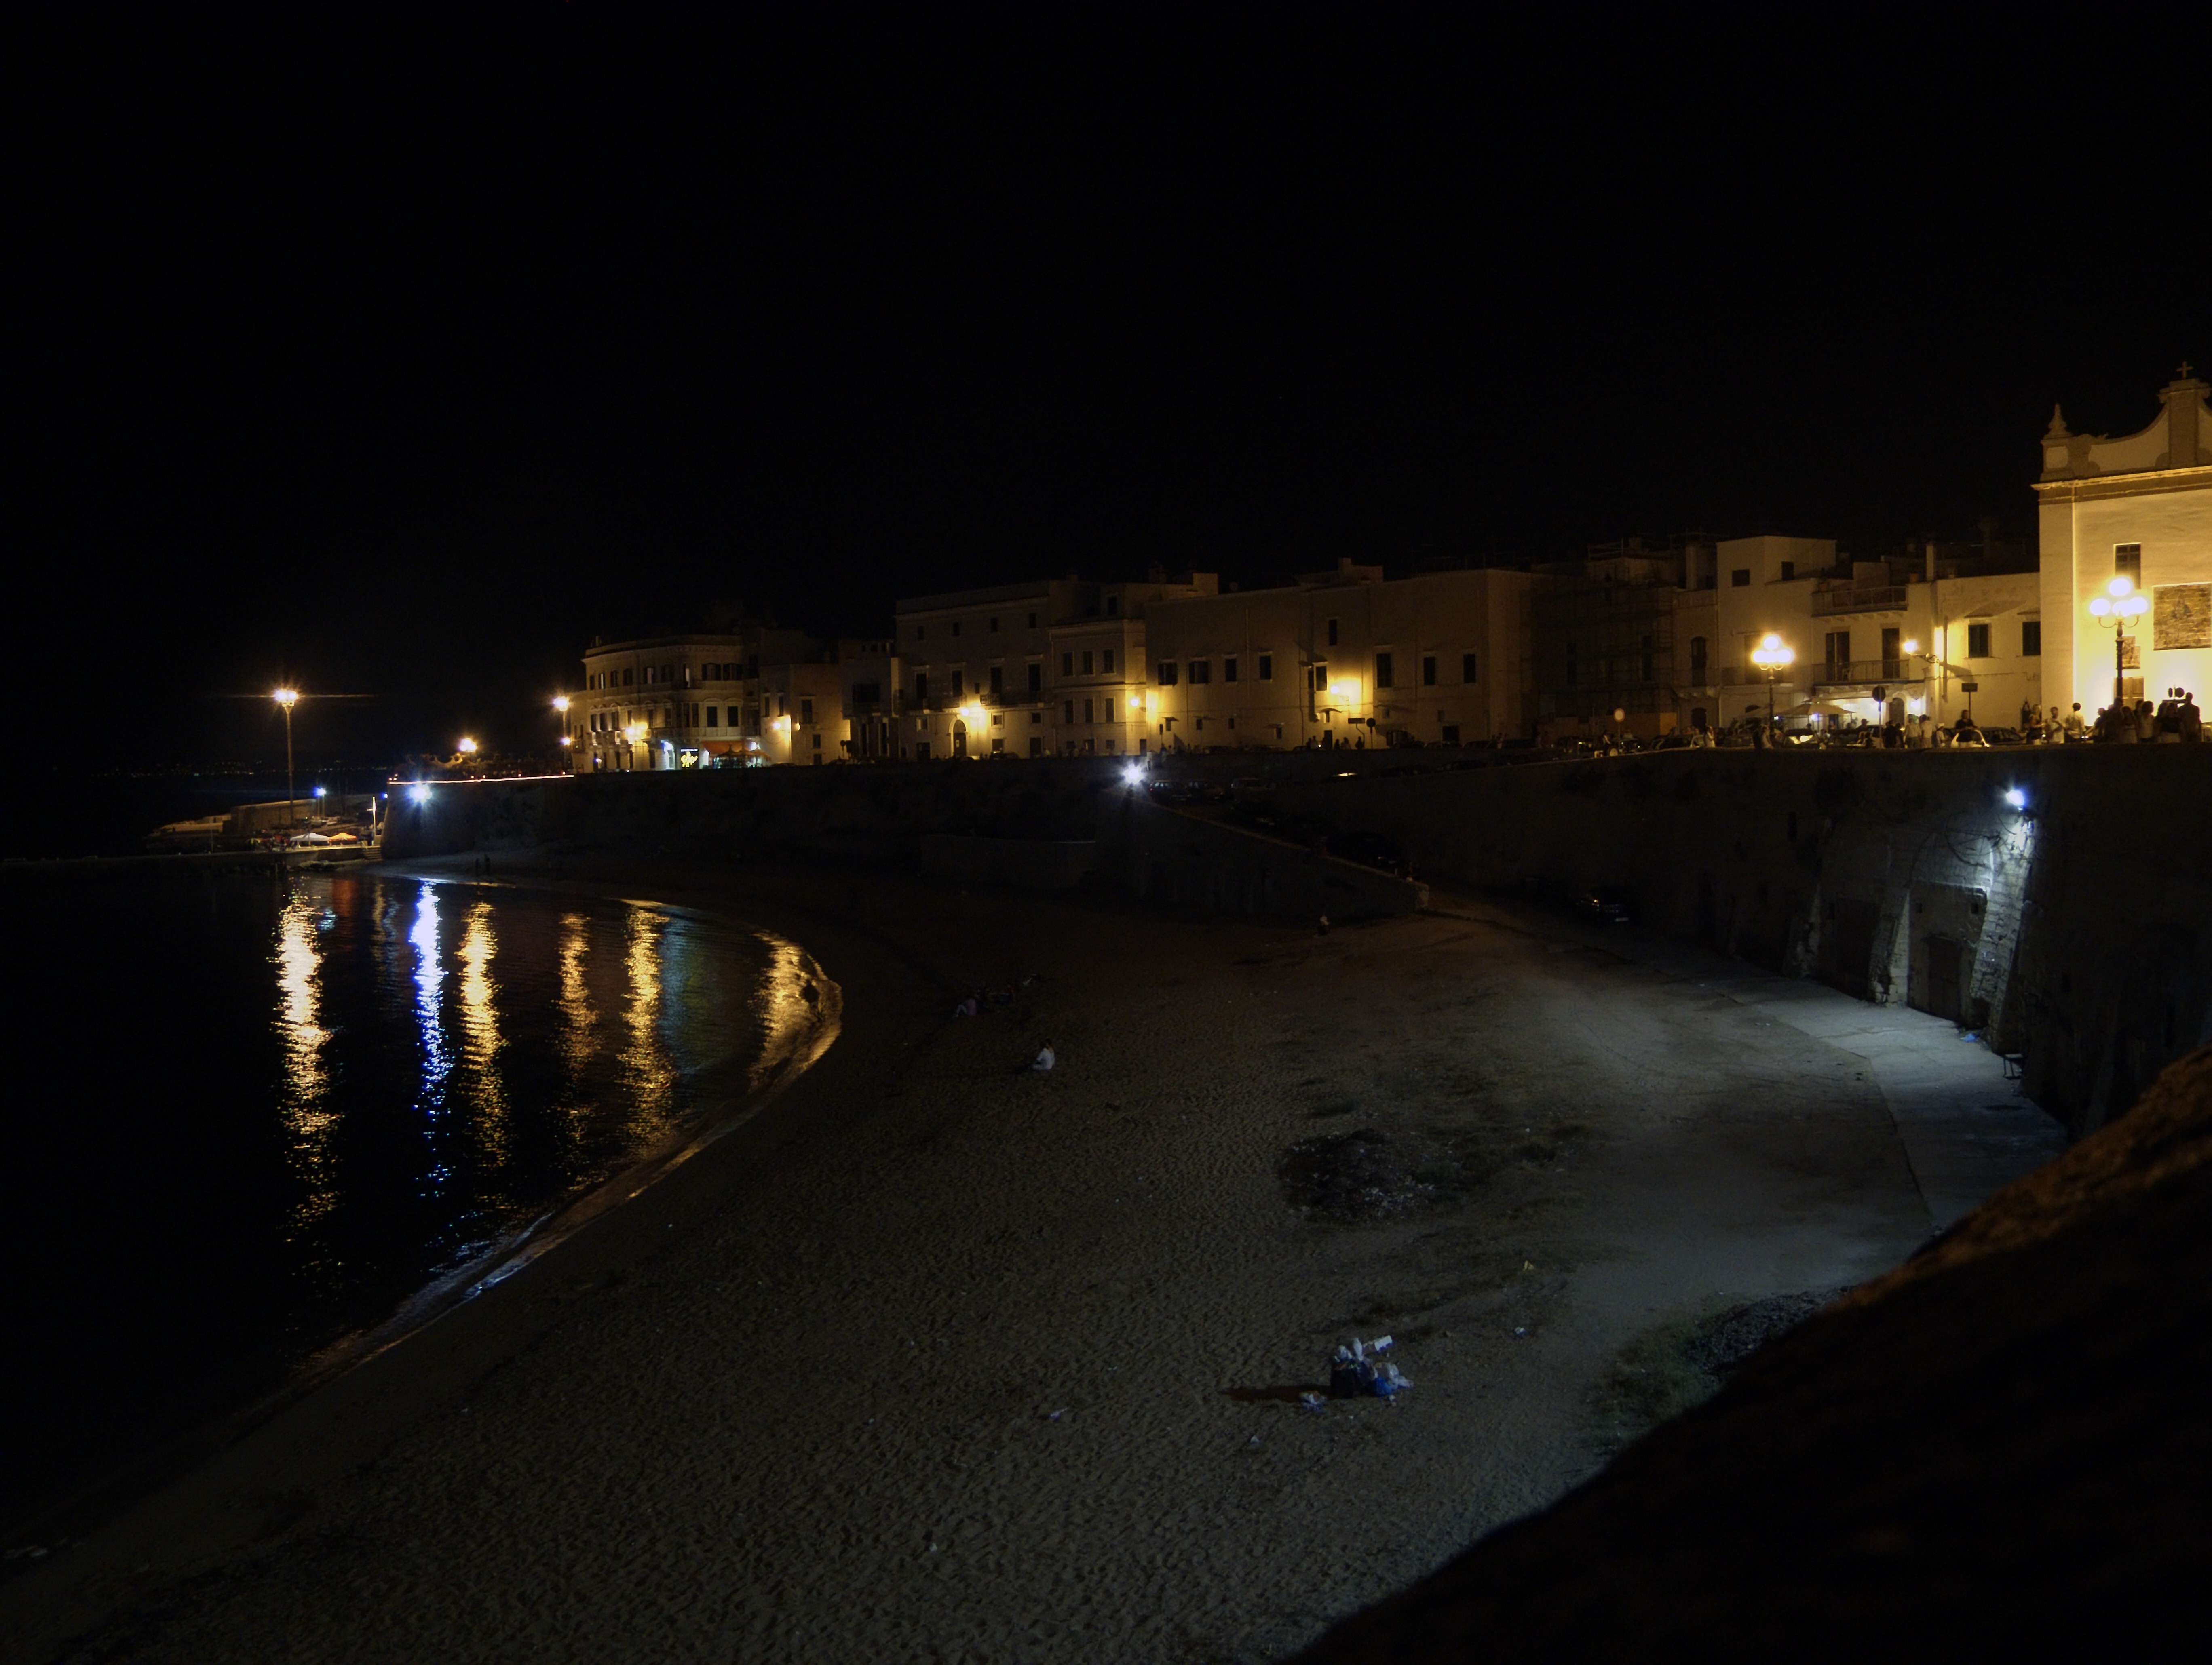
[{"x1": 1264, "y1": 749, "x2": 2212, "y2": 1140}]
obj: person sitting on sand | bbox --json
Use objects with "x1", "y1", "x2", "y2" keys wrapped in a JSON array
[{"x1": 1030, "y1": 1042, "x2": 1055, "y2": 1073}]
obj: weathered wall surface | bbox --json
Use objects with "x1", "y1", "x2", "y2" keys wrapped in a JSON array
[
  {"x1": 383, "y1": 758, "x2": 1425, "y2": 923},
  {"x1": 1264, "y1": 750, "x2": 2212, "y2": 1138},
  {"x1": 1103, "y1": 796, "x2": 1426, "y2": 921}
]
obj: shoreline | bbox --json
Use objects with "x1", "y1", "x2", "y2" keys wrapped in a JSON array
[
  {"x1": 1, "y1": 858, "x2": 844, "y2": 1585},
  {"x1": 4, "y1": 851, "x2": 2059, "y2": 1663}
]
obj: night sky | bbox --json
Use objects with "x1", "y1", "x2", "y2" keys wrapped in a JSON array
[{"x1": 17, "y1": 6, "x2": 2203, "y2": 767}]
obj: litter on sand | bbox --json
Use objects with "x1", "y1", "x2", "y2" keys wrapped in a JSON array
[
  {"x1": 1298, "y1": 1391, "x2": 1328, "y2": 1411},
  {"x1": 1330, "y1": 1336, "x2": 1410, "y2": 1399},
  {"x1": 1030, "y1": 1043, "x2": 1056, "y2": 1073}
]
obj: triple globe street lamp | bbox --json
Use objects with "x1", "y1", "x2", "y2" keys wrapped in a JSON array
[{"x1": 2086, "y1": 575, "x2": 2149, "y2": 710}]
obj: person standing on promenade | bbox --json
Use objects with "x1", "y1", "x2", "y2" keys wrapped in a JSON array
[{"x1": 2066, "y1": 704, "x2": 2088, "y2": 742}]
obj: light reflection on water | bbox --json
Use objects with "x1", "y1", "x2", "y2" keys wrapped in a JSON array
[
  {"x1": 275, "y1": 892, "x2": 336, "y2": 1234},
  {"x1": 258, "y1": 873, "x2": 810, "y2": 1319},
  {"x1": 11, "y1": 865, "x2": 832, "y2": 1535}
]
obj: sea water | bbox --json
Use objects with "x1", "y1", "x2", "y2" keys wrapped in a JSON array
[{"x1": 1, "y1": 866, "x2": 822, "y2": 1531}]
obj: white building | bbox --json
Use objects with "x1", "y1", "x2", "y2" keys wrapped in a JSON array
[{"x1": 2035, "y1": 368, "x2": 2212, "y2": 716}]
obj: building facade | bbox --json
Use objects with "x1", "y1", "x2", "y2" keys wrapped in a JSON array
[
  {"x1": 1144, "y1": 563, "x2": 1534, "y2": 749},
  {"x1": 891, "y1": 574, "x2": 1214, "y2": 759},
  {"x1": 2035, "y1": 369, "x2": 2212, "y2": 716},
  {"x1": 573, "y1": 627, "x2": 818, "y2": 770}
]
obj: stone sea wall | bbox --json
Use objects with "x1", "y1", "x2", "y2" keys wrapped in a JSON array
[
  {"x1": 384, "y1": 749, "x2": 2211, "y2": 1137},
  {"x1": 1265, "y1": 749, "x2": 2212, "y2": 1139},
  {"x1": 383, "y1": 758, "x2": 1424, "y2": 923}
]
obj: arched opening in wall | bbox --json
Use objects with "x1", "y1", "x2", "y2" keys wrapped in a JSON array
[{"x1": 952, "y1": 719, "x2": 968, "y2": 758}]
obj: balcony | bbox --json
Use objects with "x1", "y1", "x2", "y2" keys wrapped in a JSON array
[
  {"x1": 1811, "y1": 584, "x2": 1909, "y2": 617},
  {"x1": 1813, "y1": 658, "x2": 1920, "y2": 687}
]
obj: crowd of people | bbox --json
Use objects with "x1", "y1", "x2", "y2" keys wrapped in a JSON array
[{"x1": 1739, "y1": 689, "x2": 2204, "y2": 750}]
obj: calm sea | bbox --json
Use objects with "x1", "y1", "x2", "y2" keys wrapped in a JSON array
[{"x1": 2, "y1": 866, "x2": 826, "y2": 1533}]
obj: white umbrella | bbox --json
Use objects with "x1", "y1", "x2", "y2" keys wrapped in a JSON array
[{"x1": 1777, "y1": 698, "x2": 1866, "y2": 719}]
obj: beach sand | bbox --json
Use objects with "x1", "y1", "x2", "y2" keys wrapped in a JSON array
[{"x1": 11, "y1": 856, "x2": 1984, "y2": 1663}]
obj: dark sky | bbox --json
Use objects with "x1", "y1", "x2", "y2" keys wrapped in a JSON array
[{"x1": 16, "y1": 4, "x2": 2204, "y2": 766}]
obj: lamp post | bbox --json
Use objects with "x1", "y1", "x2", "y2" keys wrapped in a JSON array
[
  {"x1": 2086, "y1": 576, "x2": 2149, "y2": 710},
  {"x1": 1749, "y1": 633, "x2": 1795, "y2": 737},
  {"x1": 272, "y1": 688, "x2": 299, "y2": 824},
  {"x1": 553, "y1": 695, "x2": 572, "y2": 773}
]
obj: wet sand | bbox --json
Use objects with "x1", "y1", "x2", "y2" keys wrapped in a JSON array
[{"x1": 4, "y1": 856, "x2": 2053, "y2": 1663}]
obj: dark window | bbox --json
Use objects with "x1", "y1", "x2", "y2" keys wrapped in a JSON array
[
  {"x1": 1062, "y1": 652, "x2": 1074, "y2": 676},
  {"x1": 989, "y1": 616, "x2": 999, "y2": 633},
  {"x1": 1083, "y1": 698, "x2": 1093, "y2": 723},
  {"x1": 1730, "y1": 569, "x2": 1751, "y2": 587},
  {"x1": 1027, "y1": 663, "x2": 1042, "y2": 693},
  {"x1": 1223, "y1": 657, "x2": 1238, "y2": 683},
  {"x1": 1326, "y1": 617, "x2": 1339, "y2": 646},
  {"x1": 1462, "y1": 652, "x2": 1478, "y2": 683},
  {"x1": 1026, "y1": 611, "x2": 1037, "y2": 628},
  {"x1": 1063, "y1": 700, "x2": 1075, "y2": 723},
  {"x1": 1105, "y1": 594, "x2": 1119, "y2": 616},
  {"x1": 990, "y1": 666, "x2": 1003, "y2": 696},
  {"x1": 1422, "y1": 656, "x2": 1437, "y2": 686},
  {"x1": 915, "y1": 672, "x2": 929, "y2": 702},
  {"x1": 1158, "y1": 661, "x2": 1178, "y2": 686},
  {"x1": 950, "y1": 671, "x2": 964, "y2": 696},
  {"x1": 1641, "y1": 634, "x2": 1655, "y2": 681},
  {"x1": 2022, "y1": 620, "x2": 2041, "y2": 656},
  {"x1": 706, "y1": 707, "x2": 719, "y2": 728},
  {"x1": 1779, "y1": 561, "x2": 1796, "y2": 580},
  {"x1": 2115, "y1": 544, "x2": 2142, "y2": 585},
  {"x1": 1081, "y1": 650, "x2": 1094, "y2": 675},
  {"x1": 1258, "y1": 654, "x2": 1273, "y2": 681},
  {"x1": 916, "y1": 625, "x2": 926, "y2": 641},
  {"x1": 1967, "y1": 623, "x2": 1992, "y2": 658},
  {"x1": 1102, "y1": 647, "x2": 1115, "y2": 674},
  {"x1": 1374, "y1": 652, "x2": 1394, "y2": 689},
  {"x1": 622, "y1": 668, "x2": 634, "y2": 685},
  {"x1": 800, "y1": 698, "x2": 813, "y2": 723},
  {"x1": 1689, "y1": 637, "x2": 1707, "y2": 681},
  {"x1": 853, "y1": 682, "x2": 880, "y2": 704},
  {"x1": 952, "y1": 621, "x2": 961, "y2": 637},
  {"x1": 1188, "y1": 660, "x2": 1211, "y2": 684}
]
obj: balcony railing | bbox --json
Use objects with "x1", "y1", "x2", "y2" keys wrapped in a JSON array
[
  {"x1": 1811, "y1": 584, "x2": 1909, "y2": 617},
  {"x1": 1722, "y1": 657, "x2": 1923, "y2": 687},
  {"x1": 1812, "y1": 658, "x2": 1916, "y2": 686}
]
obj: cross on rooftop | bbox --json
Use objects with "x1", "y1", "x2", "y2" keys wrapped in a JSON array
[{"x1": 2181, "y1": 360, "x2": 2195, "y2": 379}]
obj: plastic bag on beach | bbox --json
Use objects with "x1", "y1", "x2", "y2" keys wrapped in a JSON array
[{"x1": 1330, "y1": 1336, "x2": 1408, "y2": 1399}]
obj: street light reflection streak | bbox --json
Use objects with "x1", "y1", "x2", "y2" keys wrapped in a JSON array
[
  {"x1": 620, "y1": 909, "x2": 679, "y2": 1144},
  {"x1": 556, "y1": 912, "x2": 597, "y2": 1100},
  {"x1": 274, "y1": 890, "x2": 336, "y2": 1232},
  {"x1": 458, "y1": 900, "x2": 508, "y2": 1170},
  {"x1": 411, "y1": 884, "x2": 454, "y2": 1200}
]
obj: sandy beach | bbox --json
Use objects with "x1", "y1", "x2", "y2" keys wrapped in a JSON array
[{"x1": 5, "y1": 852, "x2": 2058, "y2": 1663}]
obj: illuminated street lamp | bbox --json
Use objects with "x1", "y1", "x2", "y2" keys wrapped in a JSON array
[
  {"x1": 553, "y1": 695, "x2": 573, "y2": 773},
  {"x1": 1750, "y1": 633, "x2": 1795, "y2": 734},
  {"x1": 457, "y1": 736, "x2": 478, "y2": 759},
  {"x1": 2086, "y1": 576, "x2": 2150, "y2": 709},
  {"x1": 272, "y1": 687, "x2": 299, "y2": 825}
]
